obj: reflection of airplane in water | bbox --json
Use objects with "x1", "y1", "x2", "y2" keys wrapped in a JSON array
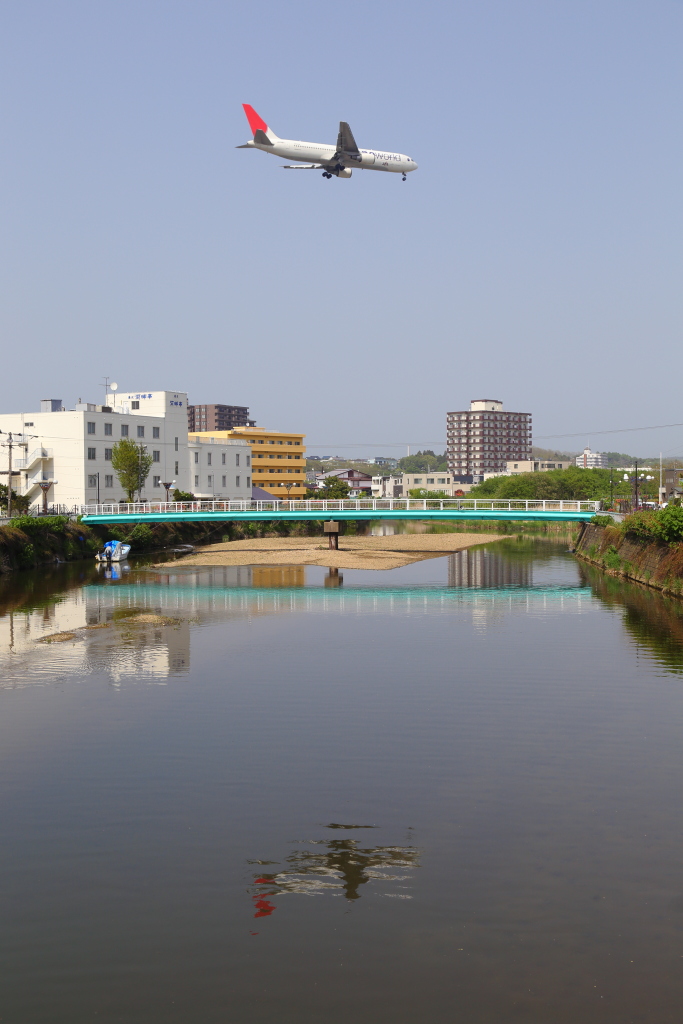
[{"x1": 248, "y1": 824, "x2": 419, "y2": 918}]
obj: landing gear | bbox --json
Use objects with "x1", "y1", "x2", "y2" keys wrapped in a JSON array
[
  {"x1": 402, "y1": 174, "x2": 407, "y2": 181},
  {"x1": 322, "y1": 171, "x2": 332, "y2": 179}
]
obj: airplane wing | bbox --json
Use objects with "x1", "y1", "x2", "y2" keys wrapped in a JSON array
[
  {"x1": 281, "y1": 164, "x2": 325, "y2": 169},
  {"x1": 336, "y1": 122, "x2": 359, "y2": 155}
]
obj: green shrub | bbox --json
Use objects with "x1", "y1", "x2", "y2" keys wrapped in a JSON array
[
  {"x1": 9, "y1": 515, "x2": 69, "y2": 534},
  {"x1": 623, "y1": 505, "x2": 683, "y2": 544},
  {"x1": 603, "y1": 546, "x2": 621, "y2": 570},
  {"x1": 128, "y1": 523, "x2": 153, "y2": 548},
  {"x1": 591, "y1": 515, "x2": 615, "y2": 526}
]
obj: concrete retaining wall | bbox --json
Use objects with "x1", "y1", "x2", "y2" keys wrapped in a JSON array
[{"x1": 575, "y1": 523, "x2": 683, "y2": 595}]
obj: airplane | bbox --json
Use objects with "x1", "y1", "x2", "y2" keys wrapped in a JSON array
[{"x1": 237, "y1": 104, "x2": 418, "y2": 181}]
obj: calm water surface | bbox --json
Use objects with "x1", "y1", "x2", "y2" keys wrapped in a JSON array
[{"x1": 1, "y1": 539, "x2": 683, "y2": 1023}]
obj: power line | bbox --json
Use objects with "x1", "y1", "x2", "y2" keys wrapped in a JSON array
[{"x1": 532, "y1": 420, "x2": 683, "y2": 441}]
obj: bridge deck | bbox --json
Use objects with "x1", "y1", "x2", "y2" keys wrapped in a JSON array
[{"x1": 80, "y1": 498, "x2": 601, "y2": 525}]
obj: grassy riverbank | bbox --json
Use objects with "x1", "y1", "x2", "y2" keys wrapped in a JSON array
[
  {"x1": 575, "y1": 508, "x2": 683, "y2": 594},
  {"x1": 0, "y1": 516, "x2": 339, "y2": 573}
]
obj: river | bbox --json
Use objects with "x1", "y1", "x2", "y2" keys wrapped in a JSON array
[{"x1": 1, "y1": 537, "x2": 683, "y2": 1023}]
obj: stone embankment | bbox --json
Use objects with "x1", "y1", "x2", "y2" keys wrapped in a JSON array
[{"x1": 575, "y1": 522, "x2": 683, "y2": 595}]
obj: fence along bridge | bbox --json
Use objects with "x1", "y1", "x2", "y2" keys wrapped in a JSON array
[{"x1": 80, "y1": 498, "x2": 601, "y2": 525}]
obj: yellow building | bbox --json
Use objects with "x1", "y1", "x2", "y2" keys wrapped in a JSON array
[{"x1": 188, "y1": 427, "x2": 306, "y2": 498}]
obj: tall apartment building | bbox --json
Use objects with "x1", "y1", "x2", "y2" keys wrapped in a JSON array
[
  {"x1": 189, "y1": 426, "x2": 306, "y2": 498},
  {"x1": 187, "y1": 404, "x2": 253, "y2": 432},
  {"x1": 446, "y1": 399, "x2": 532, "y2": 477}
]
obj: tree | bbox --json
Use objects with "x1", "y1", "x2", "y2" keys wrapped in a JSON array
[
  {"x1": 305, "y1": 477, "x2": 352, "y2": 500},
  {"x1": 397, "y1": 450, "x2": 449, "y2": 473},
  {"x1": 111, "y1": 438, "x2": 153, "y2": 501},
  {"x1": 0, "y1": 483, "x2": 31, "y2": 514},
  {"x1": 172, "y1": 489, "x2": 195, "y2": 501}
]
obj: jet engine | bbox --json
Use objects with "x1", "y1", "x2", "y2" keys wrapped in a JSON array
[{"x1": 333, "y1": 167, "x2": 352, "y2": 178}]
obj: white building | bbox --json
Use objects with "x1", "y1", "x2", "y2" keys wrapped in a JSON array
[
  {"x1": 0, "y1": 391, "x2": 191, "y2": 508},
  {"x1": 483, "y1": 459, "x2": 573, "y2": 480},
  {"x1": 372, "y1": 473, "x2": 473, "y2": 497},
  {"x1": 188, "y1": 437, "x2": 252, "y2": 499},
  {"x1": 575, "y1": 447, "x2": 609, "y2": 469}
]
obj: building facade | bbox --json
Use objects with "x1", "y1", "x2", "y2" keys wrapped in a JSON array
[
  {"x1": 446, "y1": 399, "x2": 532, "y2": 476},
  {"x1": 189, "y1": 427, "x2": 306, "y2": 498},
  {"x1": 0, "y1": 391, "x2": 190, "y2": 508},
  {"x1": 188, "y1": 437, "x2": 252, "y2": 499},
  {"x1": 187, "y1": 404, "x2": 253, "y2": 432},
  {"x1": 485, "y1": 459, "x2": 572, "y2": 478},
  {"x1": 372, "y1": 473, "x2": 473, "y2": 497},
  {"x1": 314, "y1": 469, "x2": 373, "y2": 496},
  {"x1": 575, "y1": 447, "x2": 609, "y2": 469}
]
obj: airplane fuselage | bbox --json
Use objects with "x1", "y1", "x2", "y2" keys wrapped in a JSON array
[
  {"x1": 243, "y1": 137, "x2": 417, "y2": 174},
  {"x1": 238, "y1": 105, "x2": 418, "y2": 179}
]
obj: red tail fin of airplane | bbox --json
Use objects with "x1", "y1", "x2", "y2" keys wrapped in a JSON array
[{"x1": 243, "y1": 104, "x2": 269, "y2": 136}]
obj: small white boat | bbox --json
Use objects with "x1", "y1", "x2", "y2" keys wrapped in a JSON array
[{"x1": 96, "y1": 540, "x2": 131, "y2": 562}]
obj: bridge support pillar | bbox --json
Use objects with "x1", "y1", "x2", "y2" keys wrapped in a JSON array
[{"x1": 324, "y1": 521, "x2": 340, "y2": 550}]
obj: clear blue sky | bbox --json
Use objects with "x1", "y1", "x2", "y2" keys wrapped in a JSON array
[{"x1": 1, "y1": 1, "x2": 682, "y2": 457}]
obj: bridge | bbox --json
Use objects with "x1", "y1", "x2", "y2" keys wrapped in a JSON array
[{"x1": 80, "y1": 497, "x2": 601, "y2": 525}]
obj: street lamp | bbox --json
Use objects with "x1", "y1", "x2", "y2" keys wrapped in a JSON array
[{"x1": 162, "y1": 479, "x2": 176, "y2": 504}]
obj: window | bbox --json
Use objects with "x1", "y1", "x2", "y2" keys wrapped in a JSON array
[
  {"x1": 24, "y1": 422, "x2": 33, "y2": 427},
  {"x1": 174, "y1": 437, "x2": 179, "y2": 452},
  {"x1": 236, "y1": 454, "x2": 240, "y2": 467},
  {"x1": 121, "y1": 424, "x2": 129, "y2": 437},
  {"x1": 152, "y1": 426, "x2": 160, "y2": 439},
  {"x1": 222, "y1": 452, "x2": 226, "y2": 464},
  {"x1": 427, "y1": 478, "x2": 434, "y2": 484},
  {"x1": 137, "y1": 426, "x2": 144, "y2": 438},
  {"x1": 194, "y1": 451, "x2": 199, "y2": 464},
  {"x1": 105, "y1": 475, "x2": 113, "y2": 488},
  {"x1": 194, "y1": 475, "x2": 199, "y2": 487},
  {"x1": 413, "y1": 477, "x2": 422, "y2": 484},
  {"x1": 87, "y1": 421, "x2": 96, "y2": 434},
  {"x1": 222, "y1": 475, "x2": 226, "y2": 487},
  {"x1": 207, "y1": 475, "x2": 213, "y2": 487},
  {"x1": 153, "y1": 476, "x2": 161, "y2": 488},
  {"x1": 132, "y1": 401, "x2": 139, "y2": 410},
  {"x1": 105, "y1": 448, "x2": 112, "y2": 461},
  {"x1": 88, "y1": 448, "x2": 96, "y2": 460},
  {"x1": 88, "y1": 475, "x2": 97, "y2": 487},
  {"x1": 236, "y1": 476, "x2": 240, "y2": 487},
  {"x1": 152, "y1": 450, "x2": 160, "y2": 462},
  {"x1": 207, "y1": 453, "x2": 212, "y2": 466},
  {"x1": 174, "y1": 461, "x2": 178, "y2": 475},
  {"x1": 104, "y1": 422, "x2": 112, "y2": 436},
  {"x1": 246, "y1": 455, "x2": 250, "y2": 467},
  {"x1": 246, "y1": 476, "x2": 250, "y2": 488}
]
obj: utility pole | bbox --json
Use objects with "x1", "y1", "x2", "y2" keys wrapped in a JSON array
[
  {"x1": 610, "y1": 467, "x2": 613, "y2": 508},
  {"x1": 634, "y1": 458, "x2": 639, "y2": 511},
  {"x1": 660, "y1": 451, "x2": 663, "y2": 505},
  {"x1": 0, "y1": 431, "x2": 17, "y2": 518}
]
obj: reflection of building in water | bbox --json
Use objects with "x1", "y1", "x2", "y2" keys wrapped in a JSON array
[
  {"x1": 448, "y1": 547, "x2": 532, "y2": 589},
  {"x1": 249, "y1": 824, "x2": 419, "y2": 916},
  {"x1": 251, "y1": 566, "x2": 305, "y2": 588}
]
